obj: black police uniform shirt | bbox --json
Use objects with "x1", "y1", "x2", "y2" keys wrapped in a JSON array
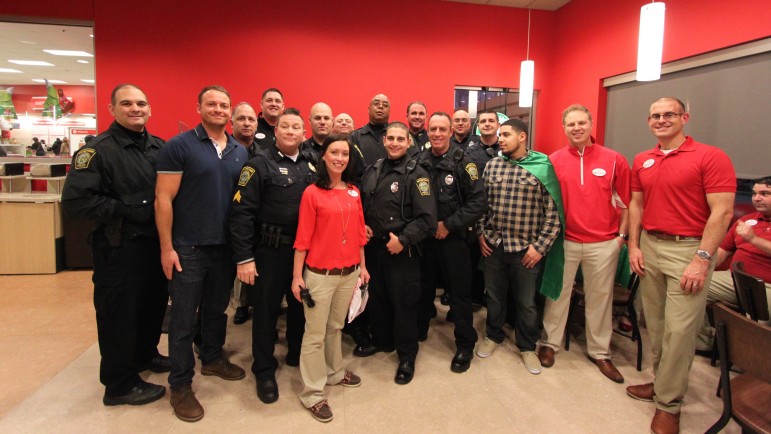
[
  {"x1": 451, "y1": 133, "x2": 480, "y2": 151},
  {"x1": 360, "y1": 155, "x2": 437, "y2": 248},
  {"x1": 416, "y1": 145, "x2": 487, "y2": 234},
  {"x1": 465, "y1": 139, "x2": 500, "y2": 176},
  {"x1": 301, "y1": 137, "x2": 322, "y2": 160},
  {"x1": 350, "y1": 123, "x2": 387, "y2": 167},
  {"x1": 229, "y1": 145, "x2": 318, "y2": 263},
  {"x1": 62, "y1": 121, "x2": 164, "y2": 238},
  {"x1": 410, "y1": 129, "x2": 429, "y2": 150},
  {"x1": 254, "y1": 115, "x2": 276, "y2": 151}
]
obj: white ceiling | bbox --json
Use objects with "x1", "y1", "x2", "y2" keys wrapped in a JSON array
[
  {"x1": 442, "y1": 0, "x2": 571, "y2": 10},
  {"x1": 0, "y1": 22, "x2": 94, "y2": 86}
]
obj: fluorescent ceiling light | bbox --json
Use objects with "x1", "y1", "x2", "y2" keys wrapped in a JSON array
[
  {"x1": 43, "y1": 50, "x2": 94, "y2": 57},
  {"x1": 32, "y1": 79, "x2": 66, "y2": 84},
  {"x1": 81, "y1": 79, "x2": 95, "y2": 83},
  {"x1": 0, "y1": 68, "x2": 23, "y2": 73},
  {"x1": 9, "y1": 59, "x2": 54, "y2": 66},
  {"x1": 77, "y1": 60, "x2": 89, "y2": 64}
]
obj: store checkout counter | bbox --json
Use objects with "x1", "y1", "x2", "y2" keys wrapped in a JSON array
[{"x1": 0, "y1": 156, "x2": 93, "y2": 274}]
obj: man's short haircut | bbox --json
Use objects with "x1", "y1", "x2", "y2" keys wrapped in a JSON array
[
  {"x1": 232, "y1": 102, "x2": 254, "y2": 116},
  {"x1": 501, "y1": 118, "x2": 529, "y2": 135},
  {"x1": 406, "y1": 101, "x2": 427, "y2": 114},
  {"x1": 429, "y1": 111, "x2": 452, "y2": 124},
  {"x1": 477, "y1": 109, "x2": 498, "y2": 121},
  {"x1": 653, "y1": 97, "x2": 687, "y2": 113},
  {"x1": 261, "y1": 88, "x2": 283, "y2": 100},
  {"x1": 562, "y1": 104, "x2": 592, "y2": 124},
  {"x1": 277, "y1": 107, "x2": 302, "y2": 123},
  {"x1": 110, "y1": 83, "x2": 145, "y2": 106},
  {"x1": 386, "y1": 121, "x2": 409, "y2": 134},
  {"x1": 755, "y1": 176, "x2": 771, "y2": 188},
  {"x1": 198, "y1": 85, "x2": 230, "y2": 104}
]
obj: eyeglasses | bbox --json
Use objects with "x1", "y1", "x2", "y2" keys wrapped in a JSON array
[
  {"x1": 371, "y1": 101, "x2": 390, "y2": 108},
  {"x1": 649, "y1": 112, "x2": 684, "y2": 121}
]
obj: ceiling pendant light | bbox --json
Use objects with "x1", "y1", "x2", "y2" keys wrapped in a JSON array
[
  {"x1": 519, "y1": 8, "x2": 534, "y2": 107},
  {"x1": 636, "y1": 1, "x2": 666, "y2": 81}
]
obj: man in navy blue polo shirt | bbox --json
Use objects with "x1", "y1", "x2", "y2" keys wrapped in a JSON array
[{"x1": 155, "y1": 85, "x2": 248, "y2": 423}]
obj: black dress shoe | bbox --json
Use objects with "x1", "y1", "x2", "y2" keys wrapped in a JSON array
[
  {"x1": 233, "y1": 306, "x2": 250, "y2": 325},
  {"x1": 451, "y1": 348, "x2": 473, "y2": 373},
  {"x1": 395, "y1": 360, "x2": 415, "y2": 385},
  {"x1": 141, "y1": 354, "x2": 172, "y2": 373},
  {"x1": 440, "y1": 292, "x2": 451, "y2": 306},
  {"x1": 285, "y1": 351, "x2": 300, "y2": 367},
  {"x1": 103, "y1": 381, "x2": 166, "y2": 406},
  {"x1": 418, "y1": 329, "x2": 428, "y2": 342},
  {"x1": 353, "y1": 344, "x2": 395, "y2": 357},
  {"x1": 256, "y1": 377, "x2": 279, "y2": 404}
]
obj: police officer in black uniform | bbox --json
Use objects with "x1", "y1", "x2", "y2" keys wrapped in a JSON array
[
  {"x1": 360, "y1": 121, "x2": 437, "y2": 385},
  {"x1": 416, "y1": 112, "x2": 486, "y2": 373},
  {"x1": 229, "y1": 108, "x2": 317, "y2": 404},
  {"x1": 254, "y1": 88, "x2": 285, "y2": 151},
  {"x1": 406, "y1": 101, "x2": 429, "y2": 150},
  {"x1": 62, "y1": 84, "x2": 168, "y2": 406},
  {"x1": 451, "y1": 109, "x2": 480, "y2": 151}
]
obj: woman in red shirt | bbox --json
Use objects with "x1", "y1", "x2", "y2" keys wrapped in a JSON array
[{"x1": 291, "y1": 134, "x2": 370, "y2": 423}]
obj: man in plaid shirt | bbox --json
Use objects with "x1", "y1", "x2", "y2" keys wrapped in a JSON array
[{"x1": 476, "y1": 118, "x2": 563, "y2": 375}]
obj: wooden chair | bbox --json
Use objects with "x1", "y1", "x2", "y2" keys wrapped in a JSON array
[
  {"x1": 732, "y1": 261, "x2": 770, "y2": 321},
  {"x1": 564, "y1": 272, "x2": 642, "y2": 371},
  {"x1": 705, "y1": 302, "x2": 771, "y2": 434}
]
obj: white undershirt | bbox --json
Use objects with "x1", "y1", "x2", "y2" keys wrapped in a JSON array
[{"x1": 210, "y1": 139, "x2": 223, "y2": 159}]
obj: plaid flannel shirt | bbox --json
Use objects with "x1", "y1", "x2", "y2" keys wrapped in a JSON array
[{"x1": 479, "y1": 154, "x2": 561, "y2": 254}]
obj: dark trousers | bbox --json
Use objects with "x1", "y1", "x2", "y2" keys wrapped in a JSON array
[
  {"x1": 469, "y1": 240, "x2": 486, "y2": 303},
  {"x1": 366, "y1": 240, "x2": 421, "y2": 363},
  {"x1": 248, "y1": 243, "x2": 305, "y2": 381},
  {"x1": 418, "y1": 236, "x2": 478, "y2": 351},
  {"x1": 167, "y1": 244, "x2": 234, "y2": 389},
  {"x1": 483, "y1": 245, "x2": 542, "y2": 352},
  {"x1": 92, "y1": 232, "x2": 168, "y2": 396}
]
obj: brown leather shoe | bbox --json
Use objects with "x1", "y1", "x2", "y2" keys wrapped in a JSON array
[
  {"x1": 537, "y1": 346, "x2": 555, "y2": 368},
  {"x1": 307, "y1": 399, "x2": 333, "y2": 422},
  {"x1": 201, "y1": 357, "x2": 245, "y2": 381},
  {"x1": 650, "y1": 409, "x2": 680, "y2": 434},
  {"x1": 590, "y1": 357, "x2": 624, "y2": 383},
  {"x1": 626, "y1": 382, "x2": 655, "y2": 402},
  {"x1": 170, "y1": 385, "x2": 204, "y2": 422}
]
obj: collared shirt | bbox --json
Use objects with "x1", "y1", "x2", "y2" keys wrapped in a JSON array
[
  {"x1": 722, "y1": 212, "x2": 771, "y2": 282},
  {"x1": 480, "y1": 153, "x2": 561, "y2": 254},
  {"x1": 465, "y1": 139, "x2": 500, "y2": 176},
  {"x1": 254, "y1": 115, "x2": 275, "y2": 150},
  {"x1": 410, "y1": 129, "x2": 429, "y2": 150},
  {"x1": 451, "y1": 133, "x2": 480, "y2": 151}
]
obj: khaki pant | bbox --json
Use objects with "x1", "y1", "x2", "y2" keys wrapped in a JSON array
[
  {"x1": 542, "y1": 238, "x2": 620, "y2": 359},
  {"x1": 640, "y1": 231, "x2": 715, "y2": 413},
  {"x1": 299, "y1": 268, "x2": 359, "y2": 408},
  {"x1": 696, "y1": 270, "x2": 771, "y2": 350}
]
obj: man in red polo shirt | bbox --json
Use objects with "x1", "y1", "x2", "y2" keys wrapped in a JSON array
[
  {"x1": 626, "y1": 97, "x2": 735, "y2": 434},
  {"x1": 696, "y1": 176, "x2": 771, "y2": 351},
  {"x1": 539, "y1": 104, "x2": 631, "y2": 383}
]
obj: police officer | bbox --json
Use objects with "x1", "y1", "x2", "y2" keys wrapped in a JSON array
[
  {"x1": 416, "y1": 112, "x2": 486, "y2": 373},
  {"x1": 360, "y1": 121, "x2": 437, "y2": 385},
  {"x1": 254, "y1": 88, "x2": 285, "y2": 150},
  {"x1": 229, "y1": 108, "x2": 317, "y2": 404},
  {"x1": 62, "y1": 83, "x2": 168, "y2": 406}
]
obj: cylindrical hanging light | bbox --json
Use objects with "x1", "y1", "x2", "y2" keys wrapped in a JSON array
[
  {"x1": 519, "y1": 60, "x2": 534, "y2": 108},
  {"x1": 519, "y1": 9, "x2": 534, "y2": 108},
  {"x1": 636, "y1": 2, "x2": 666, "y2": 81}
]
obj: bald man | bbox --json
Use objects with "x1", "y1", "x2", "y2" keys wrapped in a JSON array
[
  {"x1": 350, "y1": 94, "x2": 390, "y2": 166},
  {"x1": 451, "y1": 110, "x2": 480, "y2": 150},
  {"x1": 332, "y1": 113, "x2": 354, "y2": 137},
  {"x1": 302, "y1": 102, "x2": 333, "y2": 156}
]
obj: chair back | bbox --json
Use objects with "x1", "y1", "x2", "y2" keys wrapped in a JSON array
[
  {"x1": 713, "y1": 302, "x2": 771, "y2": 384},
  {"x1": 731, "y1": 261, "x2": 770, "y2": 321}
]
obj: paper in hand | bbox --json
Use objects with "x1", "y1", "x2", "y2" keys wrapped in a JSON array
[{"x1": 348, "y1": 277, "x2": 369, "y2": 323}]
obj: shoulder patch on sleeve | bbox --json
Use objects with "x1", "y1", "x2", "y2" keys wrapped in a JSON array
[
  {"x1": 74, "y1": 148, "x2": 96, "y2": 170},
  {"x1": 465, "y1": 162, "x2": 479, "y2": 181},
  {"x1": 416, "y1": 177, "x2": 431, "y2": 196},
  {"x1": 237, "y1": 166, "x2": 255, "y2": 186}
]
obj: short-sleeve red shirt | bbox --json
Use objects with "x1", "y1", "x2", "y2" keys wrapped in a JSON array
[
  {"x1": 631, "y1": 137, "x2": 736, "y2": 236},
  {"x1": 294, "y1": 184, "x2": 367, "y2": 270},
  {"x1": 721, "y1": 212, "x2": 771, "y2": 283}
]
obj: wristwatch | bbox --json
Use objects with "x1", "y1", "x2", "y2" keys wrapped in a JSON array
[
  {"x1": 695, "y1": 249, "x2": 712, "y2": 260},
  {"x1": 617, "y1": 233, "x2": 629, "y2": 241}
]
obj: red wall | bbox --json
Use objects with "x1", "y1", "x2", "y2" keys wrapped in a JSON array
[
  {"x1": 539, "y1": 0, "x2": 771, "y2": 154},
  {"x1": 2, "y1": 85, "x2": 96, "y2": 115},
  {"x1": 3, "y1": 0, "x2": 769, "y2": 152}
]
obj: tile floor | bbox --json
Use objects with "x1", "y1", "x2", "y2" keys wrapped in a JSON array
[{"x1": 0, "y1": 270, "x2": 740, "y2": 433}]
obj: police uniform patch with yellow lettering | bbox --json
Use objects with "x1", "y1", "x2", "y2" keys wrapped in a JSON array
[
  {"x1": 465, "y1": 162, "x2": 479, "y2": 181},
  {"x1": 416, "y1": 177, "x2": 431, "y2": 196},
  {"x1": 238, "y1": 166, "x2": 255, "y2": 186},
  {"x1": 74, "y1": 149, "x2": 96, "y2": 170}
]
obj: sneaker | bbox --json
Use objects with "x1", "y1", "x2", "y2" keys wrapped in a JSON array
[
  {"x1": 336, "y1": 370, "x2": 361, "y2": 388},
  {"x1": 170, "y1": 385, "x2": 204, "y2": 422},
  {"x1": 522, "y1": 351, "x2": 542, "y2": 375},
  {"x1": 201, "y1": 357, "x2": 245, "y2": 381},
  {"x1": 307, "y1": 399, "x2": 333, "y2": 422},
  {"x1": 476, "y1": 338, "x2": 498, "y2": 358}
]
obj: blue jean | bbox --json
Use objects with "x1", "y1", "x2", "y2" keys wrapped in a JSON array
[
  {"x1": 483, "y1": 245, "x2": 542, "y2": 352},
  {"x1": 167, "y1": 244, "x2": 235, "y2": 389}
]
